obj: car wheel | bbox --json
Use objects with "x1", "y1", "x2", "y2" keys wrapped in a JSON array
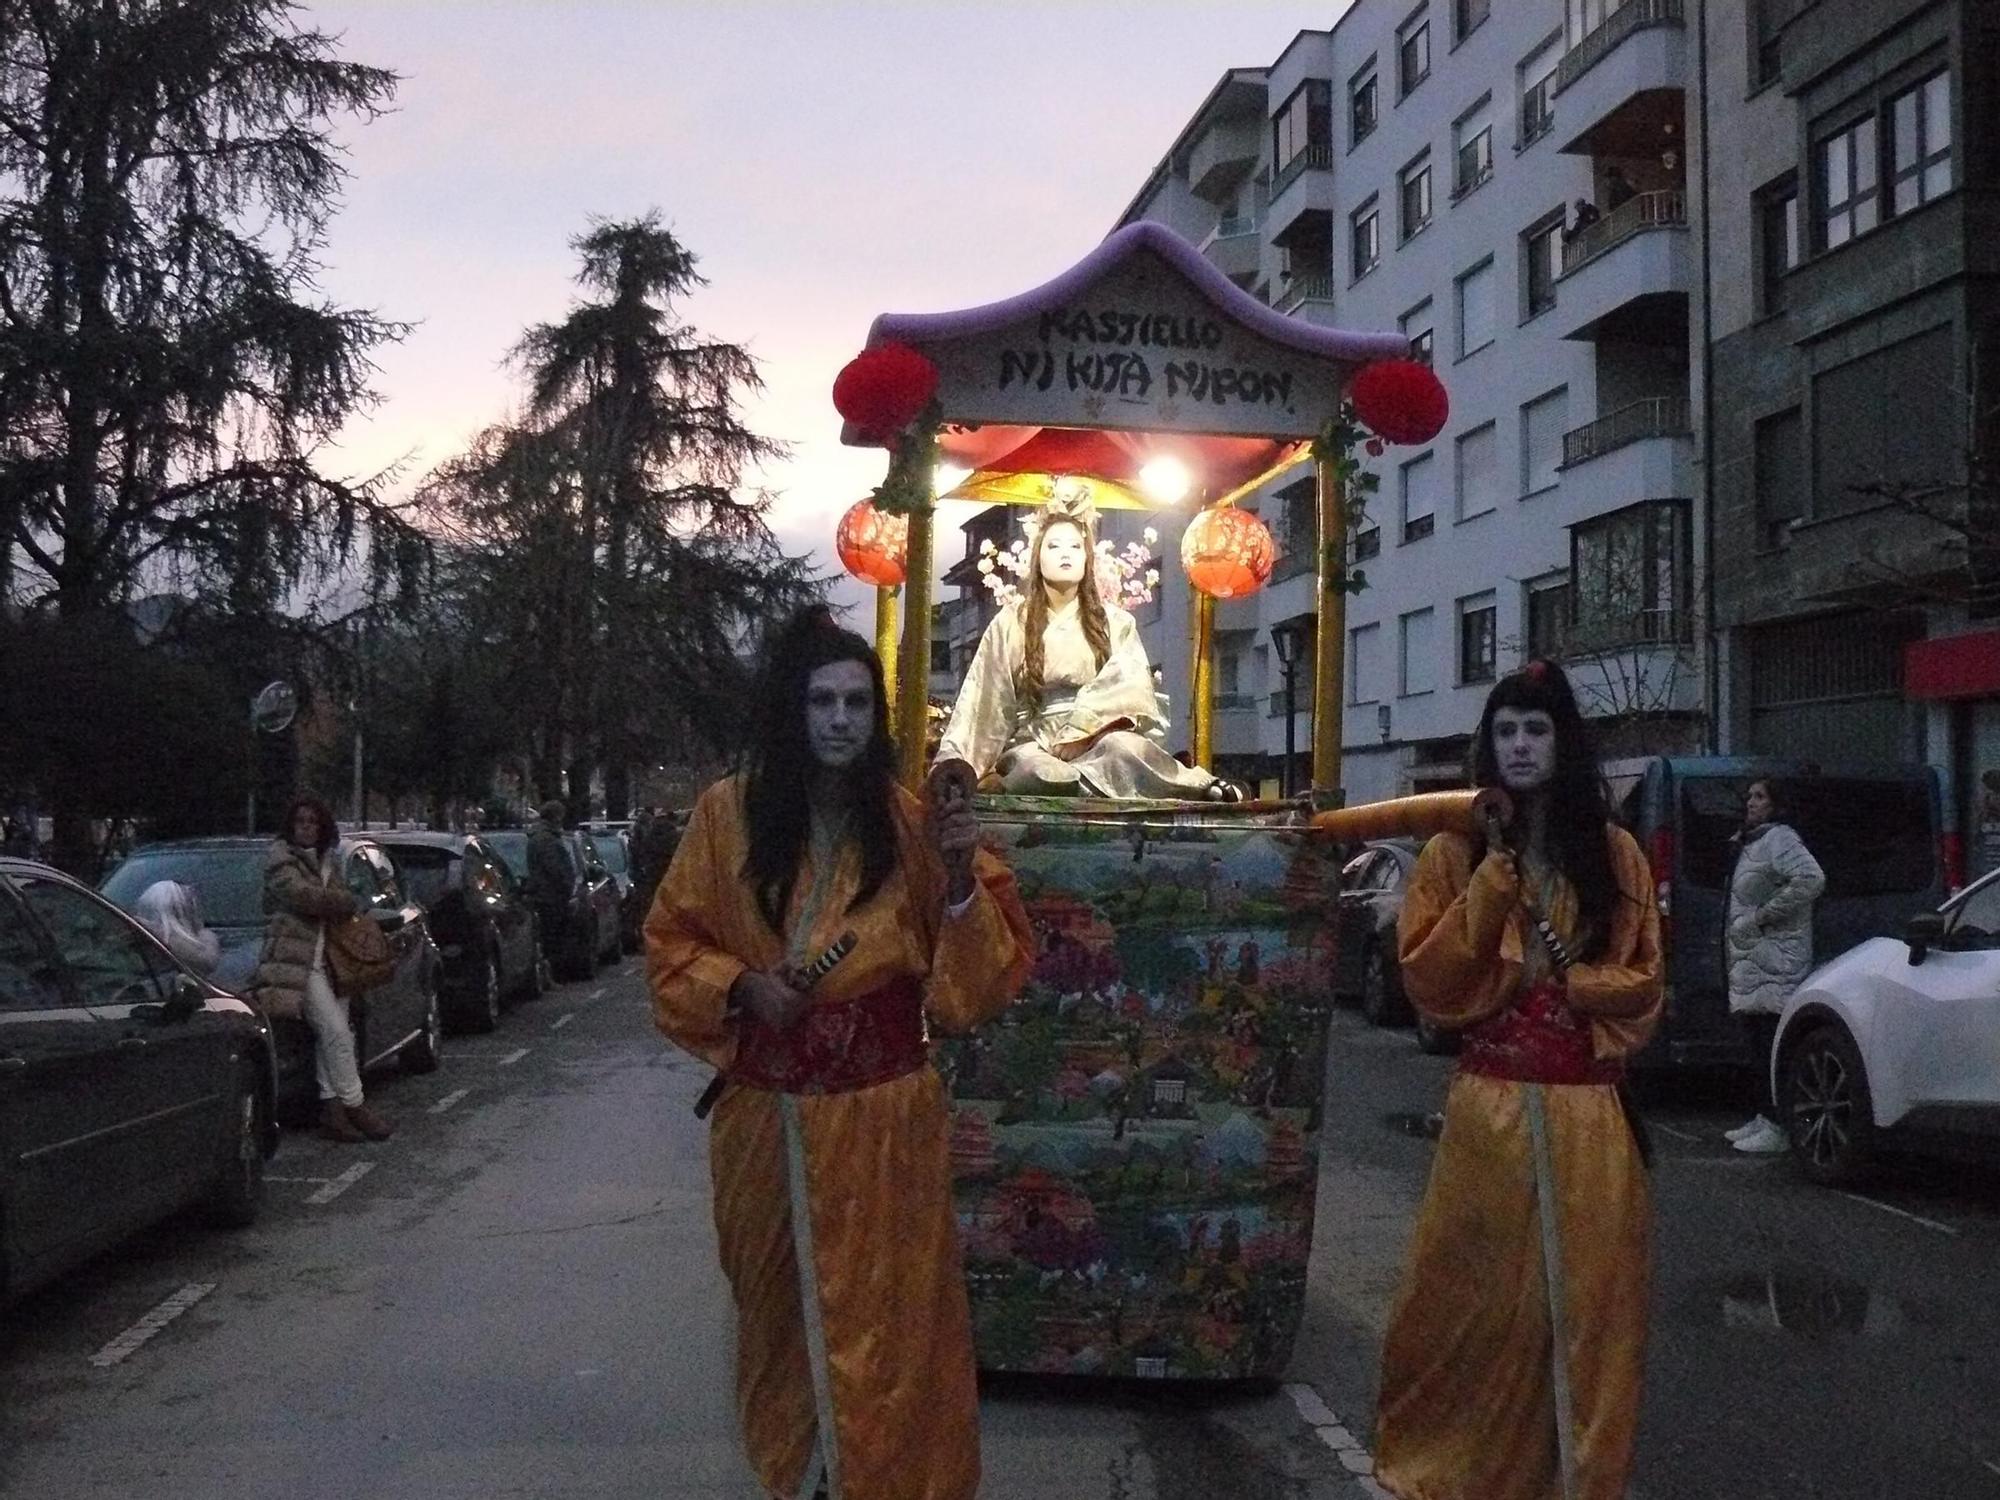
[
  {"x1": 1784, "y1": 1024, "x2": 1875, "y2": 1186},
  {"x1": 403, "y1": 982, "x2": 444, "y2": 1075},
  {"x1": 1360, "y1": 944, "x2": 1405, "y2": 1027},
  {"x1": 461, "y1": 949, "x2": 501, "y2": 1035},
  {"x1": 206, "y1": 1068, "x2": 267, "y2": 1229}
]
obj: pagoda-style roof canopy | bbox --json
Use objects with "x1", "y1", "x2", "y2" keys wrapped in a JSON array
[{"x1": 842, "y1": 221, "x2": 1407, "y2": 504}]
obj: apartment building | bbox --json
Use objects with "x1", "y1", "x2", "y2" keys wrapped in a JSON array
[
  {"x1": 1695, "y1": 0, "x2": 1999, "y2": 864},
  {"x1": 1113, "y1": 0, "x2": 1705, "y2": 802}
]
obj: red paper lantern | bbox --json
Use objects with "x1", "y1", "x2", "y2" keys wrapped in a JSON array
[
  {"x1": 835, "y1": 498, "x2": 909, "y2": 587},
  {"x1": 832, "y1": 341, "x2": 939, "y2": 441},
  {"x1": 1351, "y1": 358, "x2": 1450, "y2": 445},
  {"x1": 1181, "y1": 506, "x2": 1275, "y2": 600}
]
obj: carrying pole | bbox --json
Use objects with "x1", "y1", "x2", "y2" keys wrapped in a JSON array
[{"x1": 897, "y1": 501, "x2": 935, "y2": 788}]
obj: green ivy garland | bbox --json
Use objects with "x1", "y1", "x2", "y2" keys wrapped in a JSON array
[
  {"x1": 1309, "y1": 401, "x2": 1384, "y2": 596},
  {"x1": 870, "y1": 402, "x2": 944, "y2": 518}
]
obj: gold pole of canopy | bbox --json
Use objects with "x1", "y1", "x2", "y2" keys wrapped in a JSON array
[
  {"x1": 1311, "y1": 452, "x2": 1346, "y2": 803},
  {"x1": 875, "y1": 584, "x2": 899, "y2": 732},
  {"x1": 1191, "y1": 590, "x2": 1215, "y2": 770},
  {"x1": 897, "y1": 504, "x2": 934, "y2": 788}
]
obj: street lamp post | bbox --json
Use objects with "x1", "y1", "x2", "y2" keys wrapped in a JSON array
[{"x1": 1271, "y1": 621, "x2": 1304, "y2": 798}]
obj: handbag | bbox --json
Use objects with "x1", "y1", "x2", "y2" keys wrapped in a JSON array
[{"x1": 325, "y1": 913, "x2": 395, "y2": 995}]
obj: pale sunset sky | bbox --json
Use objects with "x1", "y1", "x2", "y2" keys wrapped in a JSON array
[{"x1": 307, "y1": 1, "x2": 1346, "y2": 619}]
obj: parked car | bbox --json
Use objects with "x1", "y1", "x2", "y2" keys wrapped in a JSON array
[
  {"x1": 1, "y1": 858, "x2": 279, "y2": 1304},
  {"x1": 1606, "y1": 756, "x2": 1955, "y2": 1072},
  {"x1": 1771, "y1": 865, "x2": 2000, "y2": 1186},
  {"x1": 373, "y1": 833, "x2": 544, "y2": 1032},
  {"x1": 1333, "y1": 840, "x2": 1417, "y2": 1027},
  {"x1": 483, "y1": 829, "x2": 617, "y2": 980},
  {"x1": 585, "y1": 826, "x2": 642, "y2": 952},
  {"x1": 101, "y1": 837, "x2": 445, "y2": 1118}
]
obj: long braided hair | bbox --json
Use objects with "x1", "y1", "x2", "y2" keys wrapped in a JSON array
[{"x1": 1016, "y1": 518, "x2": 1112, "y2": 713}]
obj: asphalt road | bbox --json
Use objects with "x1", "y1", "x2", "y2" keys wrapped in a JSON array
[{"x1": 2, "y1": 960, "x2": 1994, "y2": 1499}]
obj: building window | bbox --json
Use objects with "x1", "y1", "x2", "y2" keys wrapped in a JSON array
[
  {"x1": 1350, "y1": 64, "x2": 1379, "y2": 146},
  {"x1": 1571, "y1": 501, "x2": 1691, "y2": 651},
  {"x1": 1753, "y1": 406, "x2": 1805, "y2": 543},
  {"x1": 1518, "y1": 33, "x2": 1559, "y2": 147},
  {"x1": 1353, "y1": 523, "x2": 1382, "y2": 561},
  {"x1": 1400, "y1": 299, "x2": 1435, "y2": 365},
  {"x1": 1755, "y1": 173, "x2": 1800, "y2": 314},
  {"x1": 1521, "y1": 386, "x2": 1568, "y2": 496},
  {"x1": 1456, "y1": 259, "x2": 1495, "y2": 358},
  {"x1": 1400, "y1": 452, "x2": 1437, "y2": 542},
  {"x1": 1752, "y1": 0, "x2": 1786, "y2": 88},
  {"x1": 1398, "y1": 11, "x2": 1432, "y2": 99},
  {"x1": 1523, "y1": 212, "x2": 1563, "y2": 318},
  {"x1": 1453, "y1": 100, "x2": 1494, "y2": 197},
  {"x1": 930, "y1": 638, "x2": 951, "y2": 673},
  {"x1": 1278, "y1": 477, "x2": 1317, "y2": 577},
  {"x1": 1455, "y1": 421, "x2": 1497, "y2": 520},
  {"x1": 1349, "y1": 622, "x2": 1381, "y2": 703},
  {"x1": 1400, "y1": 155, "x2": 1433, "y2": 241},
  {"x1": 1888, "y1": 71, "x2": 1952, "y2": 216},
  {"x1": 1454, "y1": 0, "x2": 1490, "y2": 44},
  {"x1": 1274, "y1": 79, "x2": 1332, "y2": 175},
  {"x1": 1400, "y1": 608, "x2": 1436, "y2": 695},
  {"x1": 1817, "y1": 115, "x2": 1878, "y2": 250},
  {"x1": 1526, "y1": 579, "x2": 1570, "y2": 661},
  {"x1": 1352, "y1": 201, "x2": 1381, "y2": 280},
  {"x1": 1458, "y1": 593, "x2": 1497, "y2": 684},
  {"x1": 1812, "y1": 326, "x2": 1954, "y2": 520}
]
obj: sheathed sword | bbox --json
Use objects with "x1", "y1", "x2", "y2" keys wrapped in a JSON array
[{"x1": 692, "y1": 931, "x2": 857, "y2": 1120}]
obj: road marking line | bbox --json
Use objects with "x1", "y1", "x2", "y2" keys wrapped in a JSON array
[
  {"x1": 88, "y1": 1283, "x2": 215, "y2": 1368},
  {"x1": 498, "y1": 1047, "x2": 529, "y2": 1066},
  {"x1": 1983, "y1": 1459, "x2": 1999, "y2": 1477},
  {"x1": 551, "y1": 1013, "x2": 574, "y2": 1031},
  {"x1": 588, "y1": 986, "x2": 606, "y2": 1001},
  {"x1": 1284, "y1": 1382, "x2": 1339, "y2": 1427},
  {"x1": 1649, "y1": 1121, "x2": 1699, "y2": 1143},
  {"x1": 429, "y1": 1088, "x2": 470, "y2": 1115},
  {"x1": 306, "y1": 1162, "x2": 375, "y2": 1205},
  {"x1": 1839, "y1": 1191, "x2": 1959, "y2": 1236},
  {"x1": 263, "y1": 1175, "x2": 331, "y2": 1184}
]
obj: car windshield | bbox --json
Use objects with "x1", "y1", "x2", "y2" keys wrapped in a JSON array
[
  {"x1": 101, "y1": 847, "x2": 265, "y2": 926},
  {"x1": 1678, "y1": 776, "x2": 1936, "y2": 898},
  {"x1": 590, "y1": 834, "x2": 628, "y2": 875},
  {"x1": 484, "y1": 831, "x2": 529, "y2": 880},
  {"x1": 382, "y1": 845, "x2": 456, "y2": 907}
]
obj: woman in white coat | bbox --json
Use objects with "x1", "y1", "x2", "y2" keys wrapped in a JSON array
[{"x1": 1725, "y1": 779, "x2": 1826, "y2": 1154}]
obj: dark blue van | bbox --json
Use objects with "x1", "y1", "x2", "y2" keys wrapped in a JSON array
[{"x1": 1604, "y1": 757, "x2": 1957, "y2": 1071}]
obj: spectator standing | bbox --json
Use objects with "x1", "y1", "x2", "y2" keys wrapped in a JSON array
[
  {"x1": 526, "y1": 799, "x2": 576, "y2": 964},
  {"x1": 1724, "y1": 779, "x2": 1826, "y2": 1155}
]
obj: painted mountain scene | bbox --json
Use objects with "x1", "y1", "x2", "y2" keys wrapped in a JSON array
[{"x1": 941, "y1": 798, "x2": 1341, "y2": 1382}]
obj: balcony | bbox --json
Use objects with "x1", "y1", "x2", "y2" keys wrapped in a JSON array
[
  {"x1": 1275, "y1": 274, "x2": 1336, "y2": 316},
  {"x1": 1268, "y1": 685, "x2": 1317, "y2": 719},
  {"x1": 1268, "y1": 144, "x2": 1335, "y2": 244},
  {"x1": 1560, "y1": 397, "x2": 1695, "y2": 496},
  {"x1": 1553, "y1": 1, "x2": 1687, "y2": 156},
  {"x1": 1215, "y1": 695, "x2": 1264, "y2": 755},
  {"x1": 1199, "y1": 215, "x2": 1263, "y2": 282},
  {"x1": 1553, "y1": 191, "x2": 1690, "y2": 340},
  {"x1": 1189, "y1": 116, "x2": 1263, "y2": 205}
]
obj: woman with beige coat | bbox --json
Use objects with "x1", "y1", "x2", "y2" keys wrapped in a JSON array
[{"x1": 252, "y1": 796, "x2": 394, "y2": 1143}]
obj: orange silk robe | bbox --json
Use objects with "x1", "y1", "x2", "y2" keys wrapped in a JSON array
[
  {"x1": 1376, "y1": 827, "x2": 1663, "y2": 1500},
  {"x1": 645, "y1": 777, "x2": 1033, "y2": 1500}
]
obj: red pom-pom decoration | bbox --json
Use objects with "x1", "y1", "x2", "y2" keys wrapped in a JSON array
[
  {"x1": 1181, "y1": 506, "x2": 1276, "y2": 601},
  {"x1": 835, "y1": 498, "x2": 909, "y2": 588},
  {"x1": 832, "y1": 341, "x2": 939, "y2": 442},
  {"x1": 1351, "y1": 358, "x2": 1450, "y2": 445}
]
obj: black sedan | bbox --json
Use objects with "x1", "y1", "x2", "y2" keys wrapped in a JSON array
[
  {"x1": 1, "y1": 859, "x2": 279, "y2": 1305},
  {"x1": 101, "y1": 837, "x2": 445, "y2": 1118},
  {"x1": 374, "y1": 833, "x2": 545, "y2": 1033},
  {"x1": 1334, "y1": 839, "x2": 1418, "y2": 1028},
  {"x1": 482, "y1": 830, "x2": 618, "y2": 981}
]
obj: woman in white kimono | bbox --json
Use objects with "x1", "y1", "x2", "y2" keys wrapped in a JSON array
[{"x1": 937, "y1": 499, "x2": 1236, "y2": 801}]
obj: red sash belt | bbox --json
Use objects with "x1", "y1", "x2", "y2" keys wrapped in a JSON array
[
  {"x1": 730, "y1": 977, "x2": 927, "y2": 1096},
  {"x1": 1458, "y1": 980, "x2": 1625, "y2": 1086}
]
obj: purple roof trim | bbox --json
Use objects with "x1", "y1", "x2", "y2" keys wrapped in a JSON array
[{"x1": 864, "y1": 220, "x2": 1408, "y2": 366}]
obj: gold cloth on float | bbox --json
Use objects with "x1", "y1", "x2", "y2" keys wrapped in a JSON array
[
  {"x1": 645, "y1": 777, "x2": 1033, "y2": 1500},
  {"x1": 937, "y1": 596, "x2": 1216, "y2": 798},
  {"x1": 1376, "y1": 828, "x2": 1663, "y2": 1500}
]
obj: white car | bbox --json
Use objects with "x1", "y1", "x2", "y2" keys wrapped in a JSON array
[{"x1": 1772, "y1": 868, "x2": 2000, "y2": 1185}]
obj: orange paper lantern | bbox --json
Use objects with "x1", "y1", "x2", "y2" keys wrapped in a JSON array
[
  {"x1": 836, "y1": 498, "x2": 909, "y2": 587},
  {"x1": 1181, "y1": 506, "x2": 1275, "y2": 600}
]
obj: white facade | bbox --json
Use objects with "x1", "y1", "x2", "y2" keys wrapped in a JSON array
[{"x1": 1109, "y1": 0, "x2": 1704, "y2": 803}]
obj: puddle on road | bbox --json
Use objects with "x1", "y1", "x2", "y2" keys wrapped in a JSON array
[
  {"x1": 1381, "y1": 1111, "x2": 1444, "y2": 1141},
  {"x1": 1708, "y1": 1264, "x2": 1912, "y2": 1340}
]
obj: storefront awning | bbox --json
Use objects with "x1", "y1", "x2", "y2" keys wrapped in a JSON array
[{"x1": 1905, "y1": 629, "x2": 2000, "y2": 700}]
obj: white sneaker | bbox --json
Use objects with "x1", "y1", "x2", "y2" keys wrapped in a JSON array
[
  {"x1": 1732, "y1": 1118, "x2": 1789, "y2": 1155},
  {"x1": 1724, "y1": 1115, "x2": 1769, "y2": 1143}
]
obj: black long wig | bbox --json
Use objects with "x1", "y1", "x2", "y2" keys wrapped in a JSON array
[
  {"x1": 1467, "y1": 660, "x2": 1622, "y2": 961},
  {"x1": 740, "y1": 607, "x2": 898, "y2": 935}
]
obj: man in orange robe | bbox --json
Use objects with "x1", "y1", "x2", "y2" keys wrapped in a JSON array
[{"x1": 647, "y1": 611, "x2": 1032, "y2": 1500}]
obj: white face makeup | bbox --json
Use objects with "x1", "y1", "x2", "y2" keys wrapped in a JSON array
[
  {"x1": 1038, "y1": 522, "x2": 1088, "y2": 588},
  {"x1": 1490, "y1": 707, "x2": 1557, "y2": 793},
  {"x1": 1744, "y1": 782, "x2": 1772, "y2": 827},
  {"x1": 805, "y1": 659, "x2": 874, "y2": 770}
]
